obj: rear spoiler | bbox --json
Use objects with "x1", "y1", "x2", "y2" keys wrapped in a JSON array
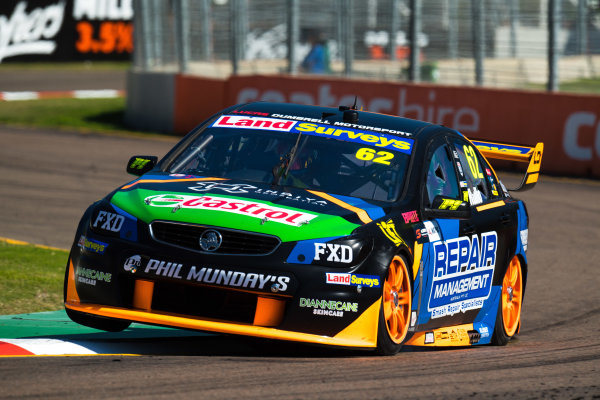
[{"x1": 471, "y1": 140, "x2": 544, "y2": 192}]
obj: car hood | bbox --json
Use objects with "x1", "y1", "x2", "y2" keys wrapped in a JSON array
[{"x1": 109, "y1": 174, "x2": 387, "y2": 242}]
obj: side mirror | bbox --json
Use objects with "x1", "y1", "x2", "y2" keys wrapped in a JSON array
[
  {"x1": 424, "y1": 195, "x2": 471, "y2": 219},
  {"x1": 126, "y1": 155, "x2": 158, "y2": 176}
]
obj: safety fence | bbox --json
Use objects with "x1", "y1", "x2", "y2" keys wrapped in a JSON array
[{"x1": 133, "y1": 0, "x2": 600, "y2": 91}]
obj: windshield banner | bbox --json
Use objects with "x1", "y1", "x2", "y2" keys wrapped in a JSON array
[{"x1": 212, "y1": 115, "x2": 414, "y2": 155}]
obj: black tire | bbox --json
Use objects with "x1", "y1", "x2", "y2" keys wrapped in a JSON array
[
  {"x1": 66, "y1": 308, "x2": 131, "y2": 332},
  {"x1": 376, "y1": 254, "x2": 412, "y2": 356},
  {"x1": 491, "y1": 255, "x2": 523, "y2": 346}
]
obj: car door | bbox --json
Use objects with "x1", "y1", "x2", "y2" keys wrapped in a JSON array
[
  {"x1": 413, "y1": 136, "x2": 470, "y2": 331},
  {"x1": 447, "y1": 137, "x2": 519, "y2": 325}
]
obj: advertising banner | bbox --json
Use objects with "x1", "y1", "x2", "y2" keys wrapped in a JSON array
[{"x1": 0, "y1": 0, "x2": 133, "y2": 63}]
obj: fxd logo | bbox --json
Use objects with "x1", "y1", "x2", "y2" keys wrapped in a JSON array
[
  {"x1": 428, "y1": 231, "x2": 497, "y2": 319},
  {"x1": 314, "y1": 243, "x2": 353, "y2": 263},
  {"x1": 93, "y1": 211, "x2": 124, "y2": 232}
]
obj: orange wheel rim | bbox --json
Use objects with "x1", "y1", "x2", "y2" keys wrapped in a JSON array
[
  {"x1": 383, "y1": 255, "x2": 411, "y2": 344},
  {"x1": 501, "y1": 256, "x2": 523, "y2": 336}
]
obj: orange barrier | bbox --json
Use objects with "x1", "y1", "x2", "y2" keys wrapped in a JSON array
[
  {"x1": 174, "y1": 74, "x2": 600, "y2": 177},
  {"x1": 174, "y1": 75, "x2": 227, "y2": 134}
]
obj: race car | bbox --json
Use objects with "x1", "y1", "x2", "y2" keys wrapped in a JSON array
[{"x1": 64, "y1": 102, "x2": 543, "y2": 355}]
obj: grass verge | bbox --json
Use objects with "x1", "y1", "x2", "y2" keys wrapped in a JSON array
[
  {"x1": 0, "y1": 240, "x2": 68, "y2": 315},
  {"x1": 0, "y1": 97, "x2": 165, "y2": 137}
]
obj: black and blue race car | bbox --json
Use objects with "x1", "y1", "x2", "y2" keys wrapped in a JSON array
[{"x1": 64, "y1": 102, "x2": 543, "y2": 355}]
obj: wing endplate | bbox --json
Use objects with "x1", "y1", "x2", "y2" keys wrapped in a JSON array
[{"x1": 472, "y1": 140, "x2": 544, "y2": 192}]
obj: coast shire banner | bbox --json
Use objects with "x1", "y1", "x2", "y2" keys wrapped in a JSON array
[{"x1": 0, "y1": 0, "x2": 133, "y2": 63}]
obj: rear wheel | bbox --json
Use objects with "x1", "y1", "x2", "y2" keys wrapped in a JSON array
[
  {"x1": 492, "y1": 255, "x2": 523, "y2": 345},
  {"x1": 376, "y1": 254, "x2": 412, "y2": 355}
]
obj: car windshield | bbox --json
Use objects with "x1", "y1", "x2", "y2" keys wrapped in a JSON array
[{"x1": 167, "y1": 119, "x2": 412, "y2": 202}]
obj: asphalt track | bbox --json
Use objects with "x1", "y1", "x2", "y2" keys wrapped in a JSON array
[{"x1": 0, "y1": 126, "x2": 599, "y2": 399}]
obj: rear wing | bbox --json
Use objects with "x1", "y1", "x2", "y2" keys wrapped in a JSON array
[{"x1": 471, "y1": 140, "x2": 544, "y2": 192}]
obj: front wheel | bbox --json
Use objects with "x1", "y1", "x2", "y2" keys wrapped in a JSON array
[
  {"x1": 492, "y1": 255, "x2": 523, "y2": 345},
  {"x1": 376, "y1": 254, "x2": 412, "y2": 355}
]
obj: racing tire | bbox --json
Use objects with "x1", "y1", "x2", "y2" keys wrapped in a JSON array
[
  {"x1": 376, "y1": 254, "x2": 412, "y2": 356},
  {"x1": 492, "y1": 255, "x2": 523, "y2": 345},
  {"x1": 65, "y1": 308, "x2": 131, "y2": 332}
]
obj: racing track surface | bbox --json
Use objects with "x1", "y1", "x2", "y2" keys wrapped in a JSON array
[{"x1": 0, "y1": 126, "x2": 599, "y2": 399}]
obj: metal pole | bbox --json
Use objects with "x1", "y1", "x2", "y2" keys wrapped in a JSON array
[
  {"x1": 471, "y1": 0, "x2": 484, "y2": 86},
  {"x1": 577, "y1": 0, "x2": 588, "y2": 54},
  {"x1": 139, "y1": 0, "x2": 153, "y2": 69},
  {"x1": 448, "y1": 0, "x2": 458, "y2": 59},
  {"x1": 337, "y1": 0, "x2": 344, "y2": 69},
  {"x1": 152, "y1": 0, "x2": 162, "y2": 66},
  {"x1": 408, "y1": 0, "x2": 421, "y2": 82},
  {"x1": 174, "y1": 0, "x2": 190, "y2": 73},
  {"x1": 230, "y1": 0, "x2": 239, "y2": 75},
  {"x1": 287, "y1": 0, "x2": 299, "y2": 74},
  {"x1": 547, "y1": 0, "x2": 560, "y2": 91},
  {"x1": 389, "y1": 0, "x2": 399, "y2": 61},
  {"x1": 509, "y1": 0, "x2": 518, "y2": 58},
  {"x1": 342, "y1": 0, "x2": 354, "y2": 77},
  {"x1": 201, "y1": 0, "x2": 213, "y2": 60}
]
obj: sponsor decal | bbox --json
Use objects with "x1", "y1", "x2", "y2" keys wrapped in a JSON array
[
  {"x1": 77, "y1": 235, "x2": 107, "y2": 254},
  {"x1": 416, "y1": 220, "x2": 441, "y2": 243},
  {"x1": 212, "y1": 115, "x2": 297, "y2": 132},
  {"x1": 468, "y1": 187, "x2": 483, "y2": 205},
  {"x1": 325, "y1": 273, "x2": 380, "y2": 288},
  {"x1": 314, "y1": 243, "x2": 353, "y2": 263},
  {"x1": 377, "y1": 219, "x2": 407, "y2": 247},
  {"x1": 478, "y1": 325, "x2": 490, "y2": 338},
  {"x1": 76, "y1": 267, "x2": 111, "y2": 286},
  {"x1": 299, "y1": 297, "x2": 358, "y2": 318},
  {"x1": 92, "y1": 210, "x2": 124, "y2": 233},
  {"x1": 128, "y1": 157, "x2": 152, "y2": 171},
  {"x1": 428, "y1": 231, "x2": 497, "y2": 319},
  {"x1": 293, "y1": 122, "x2": 413, "y2": 154},
  {"x1": 411, "y1": 311, "x2": 417, "y2": 327},
  {"x1": 213, "y1": 115, "x2": 414, "y2": 154},
  {"x1": 134, "y1": 257, "x2": 291, "y2": 293},
  {"x1": 271, "y1": 113, "x2": 413, "y2": 137},
  {"x1": 402, "y1": 210, "x2": 419, "y2": 224},
  {"x1": 0, "y1": 1, "x2": 66, "y2": 63},
  {"x1": 188, "y1": 181, "x2": 327, "y2": 206},
  {"x1": 144, "y1": 194, "x2": 317, "y2": 227},
  {"x1": 437, "y1": 198, "x2": 464, "y2": 210},
  {"x1": 424, "y1": 332, "x2": 435, "y2": 344},
  {"x1": 520, "y1": 229, "x2": 528, "y2": 252},
  {"x1": 124, "y1": 255, "x2": 141, "y2": 273}
]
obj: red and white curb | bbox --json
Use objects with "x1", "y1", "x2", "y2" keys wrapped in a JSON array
[
  {"x1": 0, "y1": 338, "x2": 140, "y2": 357},
  {"x1": 0, "y1": 338, "x2": 98, "y2": 356},
  {"x1": 0, "y1": 89, "x2": 124, "y2": 101}
]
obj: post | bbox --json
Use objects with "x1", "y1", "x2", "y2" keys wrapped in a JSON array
[
  {"x1": 287, "y1": 0, "x2": 299, "y2": 74},
  {"x1": 230, "y1": 0, "x2": 240, "y2": 75},
  {"x1": 408, "y1": 0, "x2": 421, "y2": 82},
  {"x1": 342, "y1": 0, "x2": 354, "y2": 77},
  {"x1": 576, "y1": 0, "x2": 588, "y2": 55},
  {"x1": 547, "y1": 0, "x2": 560, "y2": 91},
  {"x1": 448, "y1": 0, "x2": 458, "y2": 59},
  {"x1": 389, "y1": 0, "x2": 400, "y2": 61},
  {"x1": 471, "y1": 0, "x2": 484, "y2": 86},
  {"x1": 174, "y1": 0, "x2": 190, "y2": 73},
  {"x1": 509, "y1": 0, "x2": 519, "y2": 58},
  {"x1": 201, "y1": 0, "x2": 213, "y2": 61}
]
